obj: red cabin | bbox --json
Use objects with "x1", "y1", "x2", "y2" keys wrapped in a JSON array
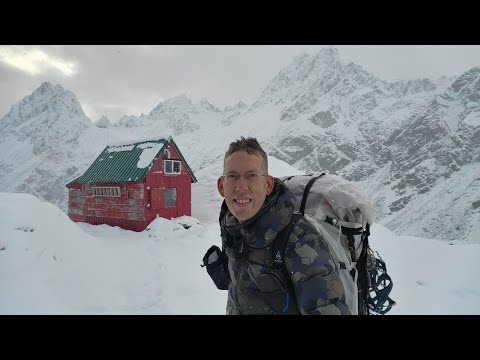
[{"x1": 66, "y1": 136, "x2": 197, "y2": 232}]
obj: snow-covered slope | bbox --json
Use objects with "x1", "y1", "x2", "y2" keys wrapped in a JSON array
[{"x1": 2, "y1": 175, "x2": 480, "y2": 314}]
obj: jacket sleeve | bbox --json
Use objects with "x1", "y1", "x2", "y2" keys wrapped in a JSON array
[
  {"x1": 284, "y1": 219, "x2": 351, "y2": 315},
  {"x1": 202, "y1": 245, "x2": 231, "y2": 290}
]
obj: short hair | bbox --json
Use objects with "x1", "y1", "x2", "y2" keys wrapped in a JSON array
[{"x1": 224, "y1": 136, "x2": 268, "y2": 174}]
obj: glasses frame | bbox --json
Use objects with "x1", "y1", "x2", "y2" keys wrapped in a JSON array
[{"x1": 222, "y1": 172, "x2": 268, "y2": 185}]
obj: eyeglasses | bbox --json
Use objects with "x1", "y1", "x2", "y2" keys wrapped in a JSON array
[{"x1": 222, "y1": 172, "x2": 268, "y2": 185}]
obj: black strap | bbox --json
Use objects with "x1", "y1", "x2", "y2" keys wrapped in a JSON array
[
  {"x1": 283, "y1": 175, "x2": 296, "y2": 182},
  {"x1": 275, "y1": 173, "x2": 325, "y2": 266},
  {"x1": 356, "y1": 223, "x2": 371, "y2": 315},
  {"x1": 299, "y1": 173, "x2": 325, "y2": 215}
]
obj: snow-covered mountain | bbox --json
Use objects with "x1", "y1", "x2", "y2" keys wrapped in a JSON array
[
  {"x1": 0, "y1": 82, "x2": 106, "y2": 210},
  {"x1": 95, "y1": 115, "x2": 112, "y2": 128},
  {"x1": 1, "y1": 47, "x2": 479, "y2": 243},
  {"x1": 377, "y1": 68, "x2": 480, "y2": 240}
]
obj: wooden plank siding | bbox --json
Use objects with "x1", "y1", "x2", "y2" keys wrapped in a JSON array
[{"x1": 83, "y1": 182, "x2": 145, "y2": 221}]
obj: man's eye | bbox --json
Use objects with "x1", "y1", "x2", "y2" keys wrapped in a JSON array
[
  {"x1": 247, "y1": 173, "x2": 258, "y2": 180},
  {"x1": 227, "y1": 175, "x2": 238, "y2": 182}
]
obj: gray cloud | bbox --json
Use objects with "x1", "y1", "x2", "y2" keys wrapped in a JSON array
[{"x1": 1, "y1": 45, "x2": 479, "y2": 123}]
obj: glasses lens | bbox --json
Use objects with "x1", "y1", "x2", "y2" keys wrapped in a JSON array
[{"x1": 224, "y1": 173, "x2": 264, "y2": 184}]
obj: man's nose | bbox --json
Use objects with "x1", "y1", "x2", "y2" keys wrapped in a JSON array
[{"x1": 234, "y1": 176, "x2": 249, "y2": 191}]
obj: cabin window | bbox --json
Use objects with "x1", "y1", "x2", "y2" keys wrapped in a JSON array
[
  {"x1": 164, "y1": 160, "x2": 181, "y2": 175},
  {"x1": 165, "y1": 188, "x2": 177, "y2": 207},
  {"x1": 92, "y1": 186, "x2": 121, "y2": 197}
]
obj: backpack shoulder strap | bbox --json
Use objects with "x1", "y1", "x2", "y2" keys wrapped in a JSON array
[
  {"x1": 273, "y1": 173, "x2": 326, "y2": 268},
  {"x1": 299, "y1": 173, "x2": 325, "y2": 215},
  {"x1": 270, "y1": 173, "x2": 327, "y2": 312}
]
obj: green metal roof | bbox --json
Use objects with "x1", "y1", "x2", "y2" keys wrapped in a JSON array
[{"x1": 66, "y1": 138, "x2": 197, "y2": 187}]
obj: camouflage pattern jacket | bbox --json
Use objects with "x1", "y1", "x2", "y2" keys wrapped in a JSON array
[{"x1": 219, "y1": 178, "x2": 351, "y2": 315}]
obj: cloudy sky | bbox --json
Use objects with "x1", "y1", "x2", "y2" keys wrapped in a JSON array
[{"x1": 1, "y1": 45, "x2": 480, "y2": 123}]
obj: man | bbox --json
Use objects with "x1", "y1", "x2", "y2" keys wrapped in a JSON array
[{"x1": 203, "y1": 137, "x2": 350, "y2": 315}]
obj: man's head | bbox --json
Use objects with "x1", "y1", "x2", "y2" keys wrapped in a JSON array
[{"x1": 217, "y1": 137, "x2": 274, "y2": 222}]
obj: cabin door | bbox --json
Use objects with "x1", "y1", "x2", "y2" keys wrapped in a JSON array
[{"x1": 151, "y1": 188, "x2": 164, "y2": 210}]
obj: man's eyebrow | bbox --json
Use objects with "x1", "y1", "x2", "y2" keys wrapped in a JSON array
[{"x1": 225, "y1": 170, "x2": 258, "y2": 174}]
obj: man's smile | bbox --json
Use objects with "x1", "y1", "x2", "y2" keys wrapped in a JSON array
[{"x1": 234, "y1": 198, "x2": 252, "y2": 205}]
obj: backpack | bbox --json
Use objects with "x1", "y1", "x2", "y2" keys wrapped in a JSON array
[{"x1": 275, "y1": 173, "x2": 396, "y2": 315}]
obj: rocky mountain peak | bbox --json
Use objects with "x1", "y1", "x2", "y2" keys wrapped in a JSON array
[
  {"x1": 95, "y1": 115, "x2": 111, "y2": 128},
  {"x1": 0, "y1": 81, "x2": 89, "y2": 132},
  {"x1": 199, "y1": 98, "x2": 219, "y2": 112},
  {"x1": 168, "y1": 94, "x2": 192, "y2": 106},
  {"x1": 36, "y1": 81, "x2": 54, "y2": 93},
  {"x1": 236, "y1": 100, "x2": 247, "y2": 109},
  {"x1": 449, "y1": 66, "x2": 480, "y2": 102}
]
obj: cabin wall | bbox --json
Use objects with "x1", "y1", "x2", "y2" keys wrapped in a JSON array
[
  {"x1": 144, "y1": 142, "x2": 192, "y2": 223},
  {"x1": 68, "y1": 184, "x2": 86, "y2": 222},
  {"x1": 68, "y1": 182, "x2": 150, "y2": 231},
  {"x1": 83, "y1": 182, "x2": 145, "y2": 220}
]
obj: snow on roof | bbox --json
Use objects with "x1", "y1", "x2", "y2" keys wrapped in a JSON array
[
  {"x1": 105, "y1": 141, "x2": 165, "y2": 168},
  {"x1": 137, "y1": 143, "x2": 164, "y2": 169},
  {"x1": 107, "y1": 135, "x2": 171, "y2": 148},
  {"x1": 106, "y1": 145, "x2": 135, "y2": 153}
]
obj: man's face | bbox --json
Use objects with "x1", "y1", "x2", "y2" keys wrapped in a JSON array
[{"x1": 217, "y1": 151, "x2": 274, "y2": 222}]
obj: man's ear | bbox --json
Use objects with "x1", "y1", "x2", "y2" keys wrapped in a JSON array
[
  {"x1": 266, "y1": 175, "x2": 274, "y2": 195},
  {"x1": 217, "y1": 176, "x2": 225, "y2": 197}
]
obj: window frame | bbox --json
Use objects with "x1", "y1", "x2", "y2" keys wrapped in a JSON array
[
  {"x1": 92, "y1": 186, "x2": 121, "y2": 197},
  {"x1": 164, "y1": 160, "x2": 182, "y2": 175}
]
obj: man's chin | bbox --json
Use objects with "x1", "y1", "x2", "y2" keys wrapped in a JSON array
[
  {"x1": 233, "y1": 213, "x2": 251, "y2": 222},
  {"x1": 231, "y1": 208, "x2": 254, "y2": 222}
]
